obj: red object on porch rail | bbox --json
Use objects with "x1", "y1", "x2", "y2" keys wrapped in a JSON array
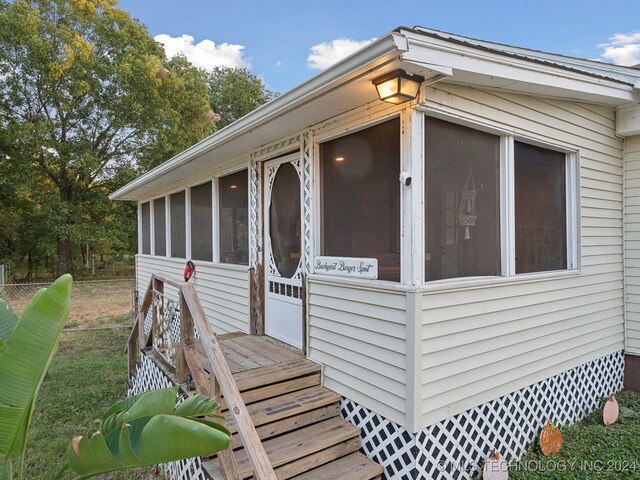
[{"x1": 183, "y1": 261, "x2": 195, "y2": 282}]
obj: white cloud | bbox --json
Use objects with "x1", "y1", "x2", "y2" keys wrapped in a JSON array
[
  {"x1": 307, "y1": 38, "x2": 376, "y2": 70},
  {"x1": 155, "y1": 34, "x2": 250, "y2": 71},
  {"x1": 597, "y1": 31, "x2": 640, "y2": 66}
]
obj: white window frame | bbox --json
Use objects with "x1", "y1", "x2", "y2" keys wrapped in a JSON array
[
  {"x1": 165, "y1": 194, "x2": 171, "y2": 258},
  {"x1": 149, "y1": 195, "x2": 169, "y2": 257},
  {"x1": 421, "y1": 113, "x2": 580, "y2": 287},
  {"x1": 188, "y1": 179, "x2": 215, "y2": 263},
  {"x1": 216, "y1": 166, "x2": 250, "y2": 265},
  {"x1": 313, "y1": 114, "x2": 405, "y2": 285},
  {"x1": 168, "y1": 189, "x2": 188, "y2": 259}
]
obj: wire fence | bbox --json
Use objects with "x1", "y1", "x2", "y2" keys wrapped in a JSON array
[{"x1": 0, "y1": 278, "x2": 135, "y2": 330}]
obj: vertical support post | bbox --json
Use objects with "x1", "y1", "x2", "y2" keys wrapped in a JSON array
[
  {"x1": 138, "y1": 297, "x2": 145, "y2": 349},
  {"x1": 150, "y1": 277, "x2": 164, "y2": 347},
  {"x1": 176, "y1": 289, "x2": 194, "y2": 383},
  {"x1": 127, "y1": 321, "x2": 139, "y2": 378},
  {"x1": 248, "y1": 267, "x2": 257, "y2": 335},
  {"x1": 400, "y1": 107, "x2": 425, "y2": 286}
]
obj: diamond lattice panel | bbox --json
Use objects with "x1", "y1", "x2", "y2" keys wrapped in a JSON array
[
  {"x1": 340, "y1": 352, "x2": 623, "y2": 480},
  {"x1": 341, "y1": 399, "x2": 416, "y2": 480},
  {"x1": 128, "y1": 352, "x2": 207, "y2": 480}
]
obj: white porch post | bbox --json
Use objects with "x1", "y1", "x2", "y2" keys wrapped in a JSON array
[
  {"x1": 137, "y1": 202, "x2": 143, "y2": 254},
  {"x1": 400, "y1": 107, "x2": 425, "y2": 286},
  {"x1": 212, "y1": 177, "x2": 220, "y2": 262},
  {"x1": 165, "y1": 194, "x2": 171, "y2": 258},
  {"x1": 301, "y1": 130, "x2": 315, "y2": 275},
  {"x1": 185, "y1": 188, "x2": 192, "y2": 260}
]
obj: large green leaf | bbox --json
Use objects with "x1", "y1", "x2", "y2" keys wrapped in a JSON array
[
  {"x1": 0, "y1": 300, "x2": 18, "y2": 346},
  {"x1": 100, "y1": 387, "x2": 177, "y2": 435},
  {"x1": 67, "y1": 414, "x2": 231, "y2": 479},
  {"x1": 0, "y1": 275, "x2": 71, "y2": 462},
  {"x1": 67, "y1": 387, "x2": 230, "y2": 479},
  {"x1": 100, "y1": 387, "x2": 222, "y2": 435}
]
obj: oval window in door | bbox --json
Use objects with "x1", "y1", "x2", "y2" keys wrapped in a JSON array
[{"x1": 269, "y1": 163, "x2": 301, "y2": 278}]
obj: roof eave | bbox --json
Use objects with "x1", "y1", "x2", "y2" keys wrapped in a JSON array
[{"x1": 109, "y1": 32, "x2": 406, "y2": 201}]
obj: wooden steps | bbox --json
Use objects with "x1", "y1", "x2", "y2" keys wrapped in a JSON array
[
  {"x1": 290, "y1": 453, "x2": 383, "y2": 480},
  {"x1": 196, "y1": 335, "x2": 384, "y2": 480}
]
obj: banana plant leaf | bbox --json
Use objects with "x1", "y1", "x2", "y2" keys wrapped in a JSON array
[
  {"x1": 0, "y1": 275, "x2": 72, "y2": 479},
  {"x1": 66, "y1": 387, "x2": 231, "y2": 479},
  {"x1": 99, "y1": 387, "x2": 222, "y2": 434}
]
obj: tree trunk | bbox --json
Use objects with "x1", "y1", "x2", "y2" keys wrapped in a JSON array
[
  {"x1": 57, "y1": 184, "x2": 74, "y2": 277},
  {"x1": 56, "y1": 237, "x2": 73, "y2": 276}
]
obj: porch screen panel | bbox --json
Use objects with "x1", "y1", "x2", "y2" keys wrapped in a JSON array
[
  {"x1": 320, "y1": 118, "x2": 401, "y2": 281},
  {"x1": 269, "y1": 163, "x2": 301, "y2": 278},
  {"x1": 219, "y1": 169, "x2": 248, "y2": 265},
  {"x1": 190, "y1": 181, "x2": 213, "y2": 261},
  {"x1": 170, "y1": 191, "x2": 186, "y2": 258},
  {"x1": 153, "y1": 198, "x2": 166, "y2": 256},
  {"x1": 515, "y1": 141, "x2": 567, "y2": 273},
  {"x1": 424, "y1": 117, "x2": 500, "y2": 281},
  {"x1": 141, "y1": 202, "x2": 150, "y2": 255}
]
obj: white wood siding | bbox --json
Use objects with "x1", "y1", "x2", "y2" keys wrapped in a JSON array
[
  {"x1": 624, "y1": 135, "x2": 640, "y2": 355},
  {"x1": 420, "y1": 84, "x2": 624, "y2": 428},
  {"x1": 136, "y1": 255, "x2": 251, "y2": 334},
  {"x1": 307, "y1": 278, "x2": 408, "y2": 426}
]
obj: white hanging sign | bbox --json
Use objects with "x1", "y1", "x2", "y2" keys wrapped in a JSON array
[{"x1": 314, "y1": 256, "x2": 378, "y2": 279}]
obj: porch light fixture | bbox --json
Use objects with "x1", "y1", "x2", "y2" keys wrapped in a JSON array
[{"x1": 372, "y1": 69, "x2": 425, "y2": 104}]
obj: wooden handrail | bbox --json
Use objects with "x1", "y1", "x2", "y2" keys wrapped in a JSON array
[
  {"x1": 128, "y1": 273, "x2": 276, "y2": 480},
  {"x1": 181, "y1": 284, "x2": 277, "y2": 480}
]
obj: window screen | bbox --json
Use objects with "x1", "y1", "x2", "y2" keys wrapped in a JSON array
[
  {"x1": 515, "y1": 142, "x2": 567, "y2": 273},
  {"x1": 269, "y1": 163, "x2": 301, "y2": 277},
  {"x1": 320, "y1": 118, "x2": 401, "y2": 281},
  {"x1": 424, "y1": 117, "x2": 500, "y2": 281},
  {"x1": 170, "y1": 191, "x2": 186, "y2": 258},
  {"x1": 153, "y1": 198, "x2": 166, "y2": 256},
  {"x1": 141, "y1": 202, "x2": 150, "y2": 255},
  {"x1": 190, "y1": 182, "x2": 213, "y2": 261},
  {"x1": 219, "y1": 170, "x2": 248, "y2": 265}
]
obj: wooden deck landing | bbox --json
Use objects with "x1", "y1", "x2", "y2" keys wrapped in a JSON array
[{"x1": 203, "y1": 333, "x2": 304, "y2": 375}]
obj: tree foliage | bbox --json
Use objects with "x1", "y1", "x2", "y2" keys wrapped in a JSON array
[
  {"x1": 207, "y1": 66, "x2": 277, "y2": 129},
  {"x1": 0, "y1": 1, "x2": 277, "y2": 279},
  {"x1": 0, "y1": 0, "x2": 217, "y2": 276}
]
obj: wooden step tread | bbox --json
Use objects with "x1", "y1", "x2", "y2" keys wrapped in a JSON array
[
  {"x1": 223, "y1": 386, "x2": 341, "y2": 434},
  {"x1": 289, "y1": 452, "x2": 384, "y2": 480},
  {"x1": 228, "y1": 403, "x2": 340, "y2": 449},
  {"x1": 203, "y1": 417, "x2": 361, "y2": 479},
  {"x1": 232, "y1": 358, "x2": 321, "y2": 392}
]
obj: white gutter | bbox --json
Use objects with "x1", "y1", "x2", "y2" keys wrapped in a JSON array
[{"x1": 110, "y1": 32, "x2": 407, "y2": 201}]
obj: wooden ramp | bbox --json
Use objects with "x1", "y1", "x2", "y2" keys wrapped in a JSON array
[{"x1": 192, "y1": 334, "x2": 383, "y2": 480}]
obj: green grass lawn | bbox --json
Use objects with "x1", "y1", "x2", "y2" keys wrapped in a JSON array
[
  {"x1": 507, "y1": 390, "x2": 640, "y2": 480},
  {"x1": 24, "y1": 329, "x2": 149, "y2": 480}
]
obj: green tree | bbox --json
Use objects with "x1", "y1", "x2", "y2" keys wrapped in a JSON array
[
  {"x1": 207, "y1": 66, "x2": 277, "y2": 129},
  {"x1": 0, "y1": 0, "x2": 217, "y2": 276}
]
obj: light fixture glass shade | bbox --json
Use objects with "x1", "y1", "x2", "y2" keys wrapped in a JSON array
[{"x1": 373, "y1": 69, "x2": 425, "y2": 104}]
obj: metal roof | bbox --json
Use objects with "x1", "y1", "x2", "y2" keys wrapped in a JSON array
[{"x1": 410, "y1": 26, "x2": 640, "y2": 88}]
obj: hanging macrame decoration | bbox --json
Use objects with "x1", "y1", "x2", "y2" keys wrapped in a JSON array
[{"x1": 458, "y1": 167, "x2": 477, "y2": 240}]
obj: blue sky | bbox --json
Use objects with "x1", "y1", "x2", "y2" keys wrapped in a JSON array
[{"x1": 117, "y1": 0, "x2": 640, "y2": 94}]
